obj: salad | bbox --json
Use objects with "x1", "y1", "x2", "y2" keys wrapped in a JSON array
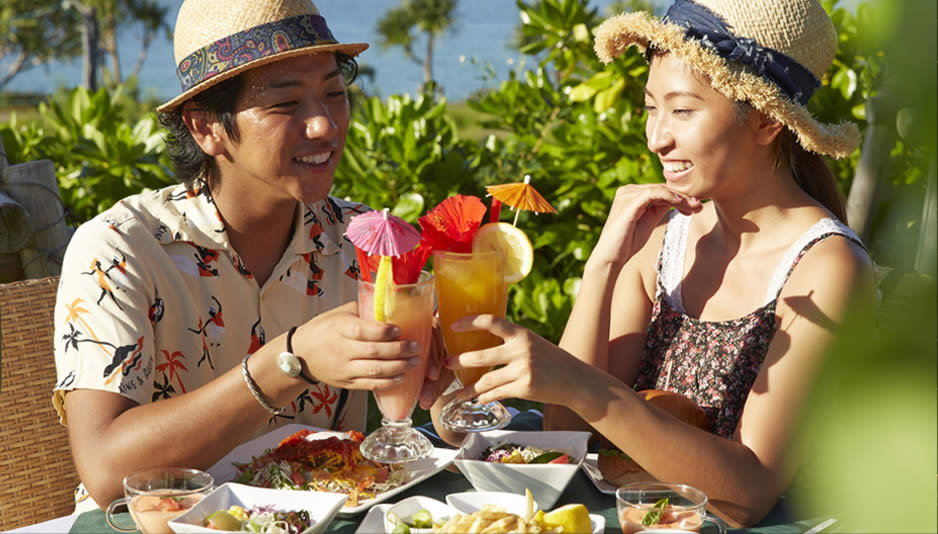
[
  {"x1": 233, "y1": 430, "x2": 408, "y2": 506},
  {"x1": 203, "y1": 505, "x2": 312, "y2": 534},
  {"x1": 480, "y1": 443, "x2": 574, "y2": 464}
]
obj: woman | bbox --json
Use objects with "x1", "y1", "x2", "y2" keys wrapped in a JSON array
[{"x1": 433, "y1": 0, "x2": 874, "y2": 526}]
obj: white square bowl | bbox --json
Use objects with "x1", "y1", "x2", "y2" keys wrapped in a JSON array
[
  {"x1": 168, "y1": 482, "x2": 346, "y2": 534},
  {"x1": 453, "y1": 430, "x2": 591, "y2": 509}
]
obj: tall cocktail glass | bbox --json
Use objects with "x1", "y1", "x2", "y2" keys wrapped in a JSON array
[
  {"x1": 433, "y1": 249, "x2": 512, "y2": 432},
  {"x1": 358, "y1": 271, "x2": 435, "y2": 463}
]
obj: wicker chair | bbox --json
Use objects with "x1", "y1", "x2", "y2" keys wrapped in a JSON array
[{"x1": 0, "y1": 275, "x2": 81, "y2": 530}]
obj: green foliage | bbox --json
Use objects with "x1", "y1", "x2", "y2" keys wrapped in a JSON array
[
  {"x1": 0, "y1": 85, "x2": 173, "y2": 224},
  {"x1": 334, "y1": 87, "x2": 479, "y2": 223}
]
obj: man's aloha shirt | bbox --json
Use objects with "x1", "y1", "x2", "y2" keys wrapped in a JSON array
[{"x1": 53, "y1": 181, "x2": 371, "y2": 444}]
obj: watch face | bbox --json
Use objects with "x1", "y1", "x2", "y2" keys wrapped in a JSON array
[{"x1": 277, "y1": 351, "x2": 302, "y2": 378}]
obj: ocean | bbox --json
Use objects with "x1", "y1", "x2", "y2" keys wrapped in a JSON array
[{"x1": 2, "y1": 0, "x2": 648, "y2": 103}]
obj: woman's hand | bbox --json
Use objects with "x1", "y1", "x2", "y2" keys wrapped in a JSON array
[
  {"x1": 445, "y1": 314, "x2": 591, "y2": 406},
  {"x1": 293, "y1": 301, "x2": 422, "y2": 391},
  {"x1": 419, "y1": 317, "x2": 455, "y2": 410},
  {"x1": 589, "y1": 184, "x2": 701, "y2": 268}
]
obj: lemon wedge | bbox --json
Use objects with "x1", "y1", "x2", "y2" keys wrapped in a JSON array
[
  {"x1": 374, "y1": 255, "x2": 394, "y2": 322},
  {"x1": 541, "y1": 504, "x2": 591, "y2": 534},
  {"x1": 471, "y1": 222, "x2": 534, "y2": 283}
]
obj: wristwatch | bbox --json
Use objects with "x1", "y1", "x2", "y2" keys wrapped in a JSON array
[{"x1": 276, "y1": 326, "x2": 319, "y2": 386}]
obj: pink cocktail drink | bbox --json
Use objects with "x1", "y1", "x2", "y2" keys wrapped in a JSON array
[
  {"x1": 357, "y1": 271, "x2": 435, "y2": 463},
  {"x1": 358, "y1": 273, "x2": 434, "y2": 421}
]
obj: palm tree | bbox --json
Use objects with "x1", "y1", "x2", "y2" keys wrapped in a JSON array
[
  {"x1": 156, "y1": 350, "x2": 188, "y2": 394},
  {"x1": 376, "y1": 0, "x2": 458, "y2": 93}
]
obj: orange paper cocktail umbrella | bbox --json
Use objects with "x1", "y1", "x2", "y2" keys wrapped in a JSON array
[{"x1": 485, "y1": 174, "x2": 556, "y2": 225}]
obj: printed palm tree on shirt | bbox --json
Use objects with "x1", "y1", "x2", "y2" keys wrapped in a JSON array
[
  {"x1": 64, "y1": 297, "x2": 112, "y2": 358},
  {"x1": 156, "y1": 350, "x2": 188, "y2": 394},
  {"x1": 153, "y1": 373, "x2": 176, "y2": 401}
]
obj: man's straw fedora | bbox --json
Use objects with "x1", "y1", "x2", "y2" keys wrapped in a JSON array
[
  {"x1": 593, "y1": 0, "x2": 860, "y2": 158},
  {"x1": 157, "y1": 0, "x2": 368, "y2": 113}
]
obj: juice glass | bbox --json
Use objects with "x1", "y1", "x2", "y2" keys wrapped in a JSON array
[
  {"x1": 616, "y1": 482, "x2": 726, "y2": 534},
  {"x1": 105, "y1": 468, "x2": 214, "y2": 534},
  {"x1": 358, "y1": 271, "x2": 435, "y2": 463},
  {"x1": 433, "y1": 249, "x2": 512, "y2": 432}
]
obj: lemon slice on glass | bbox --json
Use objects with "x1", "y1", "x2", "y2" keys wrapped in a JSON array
[
  {"x1": 373, "y1": 255, "x2": 394, "y2": 322},
  {"x1": 471, "y1": 222, "x2": 534, "y2": 283}
]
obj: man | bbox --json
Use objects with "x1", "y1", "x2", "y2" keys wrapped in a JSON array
[{"x1": 53, "y1": 0, "x2": 423, "y2": 510}]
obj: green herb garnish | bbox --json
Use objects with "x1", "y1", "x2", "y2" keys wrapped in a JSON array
[
  {"x1": 641, "y1": 497, "x2": 669, "y2": 526},
  {"x1": 529, "y1": 451, "x2": 565, "y2": 464}
]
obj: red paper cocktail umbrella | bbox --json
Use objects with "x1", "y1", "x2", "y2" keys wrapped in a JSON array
[
  {"x1": 418, "y1": 194, "x2": 487, "y2": 253},
  {"x1": 485, "y1": 174, "x2": 557, "y2": 226}
]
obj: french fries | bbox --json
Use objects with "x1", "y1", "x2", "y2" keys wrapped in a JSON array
[{"x1": 433, "y1": 505, "x2": 562, "y2": 533}]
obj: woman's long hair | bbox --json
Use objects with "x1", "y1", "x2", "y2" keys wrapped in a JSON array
[
  {"x1": 733, "y1": 100, "x2": 848, "y2": 223},
  {"x1": 777, "y1": 129, "x2": 848, "y2": 223}
]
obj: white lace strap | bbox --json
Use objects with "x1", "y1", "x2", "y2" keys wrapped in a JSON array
[
  {"x1": 657, "y1": 211, "x2": 691, "y2": 312},
  {"x1": 763, "y1": 217, "x2": 863, "y2": 304}
]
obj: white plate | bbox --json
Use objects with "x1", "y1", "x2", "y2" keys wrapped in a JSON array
[
  {"x1": 581, "y1": 452, "x2": 618, "y2": 495},
  {"x1": 208, "y1": 424, "x2": 459, "y2": 516},
  {"x1": 354, "y1": 503, "x2": 390, "y2": 534},
  {"x1": 168, "y1": 482, "x2": 346, "y2": 534},
  {"x1": 445, "y1": 491, "x2": 605, "y2": 534}
]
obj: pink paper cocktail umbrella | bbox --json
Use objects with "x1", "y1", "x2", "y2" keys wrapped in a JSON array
[{"x1": 346, "y1": 208, "x2": 421, "y2": 321}]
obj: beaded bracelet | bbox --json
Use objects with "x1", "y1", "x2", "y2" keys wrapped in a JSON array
[{"x1": 241, "y1": 353, "x2": 284, "y2": 416}]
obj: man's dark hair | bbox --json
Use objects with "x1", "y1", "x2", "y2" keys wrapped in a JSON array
[{"x1": 158, "y1": 53, "x2": 359, "y2": 190}]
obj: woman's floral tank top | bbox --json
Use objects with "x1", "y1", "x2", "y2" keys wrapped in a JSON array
[{"x1": 634, "y1": 211, "x2": 864, "y2": 438}]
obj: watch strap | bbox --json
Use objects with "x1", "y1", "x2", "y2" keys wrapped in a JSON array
[{"x1": 286, "y1": 326, "x2": 319, "y2": 386}]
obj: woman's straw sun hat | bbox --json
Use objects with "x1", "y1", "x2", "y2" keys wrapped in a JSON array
[
  {"x1": 593, "y1": 0, "x2": 860, "y2": 158},
  {"x1": 157, "y1": 0, "x2": 368, "y2": 113}
]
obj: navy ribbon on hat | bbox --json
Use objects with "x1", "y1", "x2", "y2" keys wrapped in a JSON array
[
  {"x1": 175, "y1": 14, "x2": 337, "y2": 93},
  {"x1": 664, "y1": 0, "x2": 820, "y2": 105}
]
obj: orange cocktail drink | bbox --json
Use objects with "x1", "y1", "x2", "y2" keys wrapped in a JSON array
[
  {"x1": 358, "y1": 272, "x2": 435, "y2": 422},
  {"x1": 433, "y1": 249, "x2": 508, "y2": 386},
  {"x1": 433, "y1": 249, "x2": 512, "y2": 432}
]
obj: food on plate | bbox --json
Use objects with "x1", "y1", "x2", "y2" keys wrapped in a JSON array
[
  {"x1": 436, "y1": 490, "x2": 591, "y2": 534},
  {"x1": 129, "y1": 492, "x2": 204, "y2": 534},
  {"x1": 618, "y1": 500, "x2": 703, "y2": 534},
  {"x1": 597, "y1": 390, "x2": 710, "y2": 486},
  {"x1": 434, "y1": 504, "x2": 558, "y2": 533},
  {"x1": 538, "y1": 504, "x2": 591, "y2": 534},
  {"x1": 233, "y1": 429, "x2": 408, "y2": 507},
  {"x1": 480, "y1": 443, "x2": 574, "y2": 464},
  {"x1": 386, "y1": 507, "x2": 448, "y2": 534},
  {"x1": 203, "y1": 504, "x2": 313, "y2": 534}
]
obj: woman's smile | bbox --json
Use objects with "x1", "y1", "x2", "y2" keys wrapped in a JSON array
[{"x1": 661, "y1": 159, "x2": 694, "y2": 182}]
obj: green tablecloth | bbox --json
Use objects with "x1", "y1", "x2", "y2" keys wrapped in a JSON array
[{"x1": 69, "y1": 468, "x2": 827, "y2": 534}]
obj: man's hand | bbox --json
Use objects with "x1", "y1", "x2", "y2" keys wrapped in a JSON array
[{"x1": 293, "y1": 301, "x2": 422, "y2": 391}]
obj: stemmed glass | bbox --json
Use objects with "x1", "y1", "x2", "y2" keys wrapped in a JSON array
[
  {"x1": 358, "y1": 271, "x2": 435, "y2": 463},
  {"x1": 433, "y1": 249, "x2": 512, "y2": 432}
]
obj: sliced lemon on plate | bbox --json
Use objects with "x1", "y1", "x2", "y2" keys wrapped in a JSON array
[
  {"x1": 471, "y1": 222, "x2": 534, "y2": 283},
  {"x1": 541, "y1": 503, "x2": 591, "y2": 534}
]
